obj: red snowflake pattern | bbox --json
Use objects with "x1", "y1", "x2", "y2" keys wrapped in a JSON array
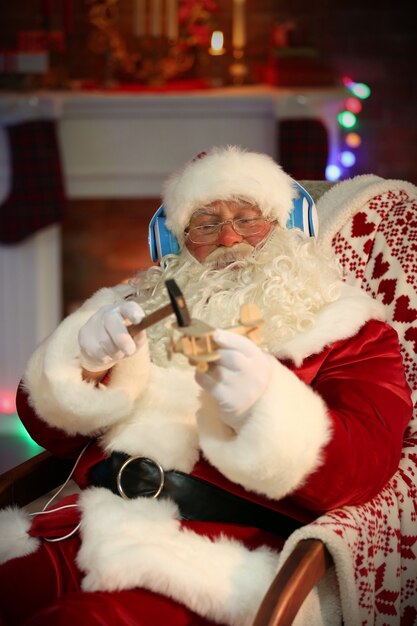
[{"x1": 306, "y1": 187, "x2": 417, "y2": 624}]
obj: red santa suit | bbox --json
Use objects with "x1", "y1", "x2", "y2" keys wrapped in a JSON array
[{"x1": 0, "y1": 147, "x2": 412, "y2": 626}]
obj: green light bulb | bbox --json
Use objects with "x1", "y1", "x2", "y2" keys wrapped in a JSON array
[
  {"x1": 338, "y1": 111, "x2": 357, "y2": 129},
  {"x1": 351, "y1": 82, "x2": 371, "y2": 99}
]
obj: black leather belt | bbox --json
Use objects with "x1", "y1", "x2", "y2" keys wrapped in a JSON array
[{"x1": 89, "y1": 451, "x2": 303, "y2": 536}]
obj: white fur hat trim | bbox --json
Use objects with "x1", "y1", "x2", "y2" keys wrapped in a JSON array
[{"x1": 162, "y1": 145, "x2": 297, "y2": 243}]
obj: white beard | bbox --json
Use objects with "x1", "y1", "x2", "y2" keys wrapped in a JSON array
[{"x1": 129, "y1": 228, "x2": 342, "y2": 366}]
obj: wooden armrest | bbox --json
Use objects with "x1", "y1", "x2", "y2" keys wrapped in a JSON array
[
  {"x1": 0, "y1": 451, "x2": 74, "y2": 509},
  {"x1": 253, "y1": 539, "x2": 333, "y2": 626}
]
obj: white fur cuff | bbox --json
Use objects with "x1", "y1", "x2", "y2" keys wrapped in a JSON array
[
  {"x1": 198, "y1": 358, "x2": 331, "y2": 502},
  {"x1": 77, "y1": 487, "x2": 278, "y2": 626},
  {"x1": 0, "y1": 507, "x2": 40, "y2": 564}
]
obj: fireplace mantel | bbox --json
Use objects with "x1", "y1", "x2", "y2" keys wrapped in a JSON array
[{"x1": 0, "y1": 85, "x2": 346, "y2": 200}]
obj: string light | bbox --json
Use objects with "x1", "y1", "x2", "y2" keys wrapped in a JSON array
[
  {"x1": 350, "y1": 82, "x2": 371, "y2": 99},
  {"x1": 325, "y1": 78, "x2": 371, "y2": 181},
  {"x1": 345, "y1": 132, "x2": 362, "y2": 148},
  {"x1": 0, "y1": 390, "x2": 16, "y2": 414},
  {"x1": 340, "y1": 150, "x2": 356, "y2": 167},
  {"x1": 342, "y1": 75, "x2": 354, "y2": 88},
  {"x1": 326, "y1": 164, "x2": 342, "y2": 181},
  {"x1": 338, "y1": 111, "x2": 357, "y2": 129},
  {"x1": 345, "y1": 97, "x2": 362, "y2": 114},
  {"x1": 0, "y1": 401, "x2": 44, "y2": 453}
]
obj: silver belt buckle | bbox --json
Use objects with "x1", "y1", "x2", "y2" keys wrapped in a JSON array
[{"x1": 116, "y1": 455, "x2": 165, "y2": 500}]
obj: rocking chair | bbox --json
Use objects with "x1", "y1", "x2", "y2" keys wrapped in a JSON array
[{"x1": 1, "y1": 176, "x2": 416, "y2": 625}]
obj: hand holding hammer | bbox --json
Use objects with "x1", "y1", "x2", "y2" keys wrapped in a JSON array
[{"x1": 80, "y1": 280, "x2": 191, "y2": 382}]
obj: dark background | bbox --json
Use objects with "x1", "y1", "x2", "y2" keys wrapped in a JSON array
[{"x1": 1, "y1": 0, "x2": 416, "y2": 183}]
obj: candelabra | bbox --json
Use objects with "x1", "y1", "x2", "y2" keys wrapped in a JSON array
[
  {"x1": 229, "y1": 46, "x2": 248, "y2": 85},
  {"x1": 229, "y1": 0, "x2": 248, "y2": 85}
]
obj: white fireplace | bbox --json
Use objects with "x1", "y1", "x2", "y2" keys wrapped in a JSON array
[{"x1": 0, "y1": 85, "x2": 346, "y2": 408}]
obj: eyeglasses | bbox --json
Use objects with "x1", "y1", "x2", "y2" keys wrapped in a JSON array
[{"x1": 185, "y1": 217, "x2": 274, "y2": 244}]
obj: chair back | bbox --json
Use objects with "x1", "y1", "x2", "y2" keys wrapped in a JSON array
[
  {"x1": 293, "y1": 179, "x2": 417, "y2": 624},
  {"x1": 314, "y1": 181, "x2": 417, "y2": 430}
]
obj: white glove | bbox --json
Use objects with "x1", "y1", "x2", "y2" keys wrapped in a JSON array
[
  {"x1": 195, "y1": 328, "x2": 273, "y2": 428},
  {"x1": 78, "y1": 300, "x2": 147, "y2": 372}
]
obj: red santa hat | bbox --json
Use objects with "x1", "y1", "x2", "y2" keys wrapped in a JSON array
[{"x1": 162, "y1": 145, "x2": 297, "y2": 244}]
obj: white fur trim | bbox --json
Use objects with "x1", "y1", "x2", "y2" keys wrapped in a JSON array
[
  {"x1": 292, "y1": 567, "x2": 341, "y2": 626},
  {"x1": 280, "y1": 525, "x2": 357, "y2": 625},
  {"x1": 163, "y1": 145, "x2": 297, "y2": 243},
  {"x1": 23, "y1": 285, "x2": 151, "y2": 436},
  {"x1": 317, "y1": 175, "x2": 417, "y2": 249},
  {"x1": 77, "y1": 487, "x2": 278, "y2": 626},
  {"x1": 198, "y1": 356, "x2": 331, "y2": 501},
  {"x1": 0, "y1": 507, "x2": 40, "y2": 564},
  {"x1": 275, "y1": 283, "x2": 386, "y2": 366},
  {"x1": 101, "y1": 364, "x2": 200, "y2": 472}
]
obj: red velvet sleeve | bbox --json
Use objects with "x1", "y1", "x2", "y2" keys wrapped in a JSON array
[
  {"x1": 16, "y1": 383, "x2": 90, "y2": 459},
  {"x1": 290, "y1": 319, "x2": 413, "y2": 511}
]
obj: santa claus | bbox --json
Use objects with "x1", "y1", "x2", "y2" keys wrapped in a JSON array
[{"x1": 0, "y1": 146, "x2": 412, "y2": 626}]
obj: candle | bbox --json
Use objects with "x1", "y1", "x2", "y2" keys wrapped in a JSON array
[
  {"x1": 232, "y1": 0, "x2": 246, "y2": 49},
  {"x1": 166, "y1": 0, "x2": 178, "y2": 40},
  {"x1": 209, "y1": 30, "x2": 226, "y2": 86},
  {"x1": 150, "y1": 0, "x2": 162, "y2": 37},
  {"x1": 133, "y1": 0, "x2": 146, "y2": 37},
  {"x1": 209, "y1": 31, "x2": 225, "y2": 55}
]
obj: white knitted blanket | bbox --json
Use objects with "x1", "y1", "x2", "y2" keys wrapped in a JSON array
[{"x1": 280, "y1": 175, "x2": 417, "y2": 625}]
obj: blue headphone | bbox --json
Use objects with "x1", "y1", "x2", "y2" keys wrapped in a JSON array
[{"x1": 148, "y1": 180, "x2": 317, "y2": 263}]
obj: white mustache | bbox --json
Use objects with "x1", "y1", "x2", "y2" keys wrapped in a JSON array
[{"x1": 205, "y1": 242, "x2": 254, "y2": 269}]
